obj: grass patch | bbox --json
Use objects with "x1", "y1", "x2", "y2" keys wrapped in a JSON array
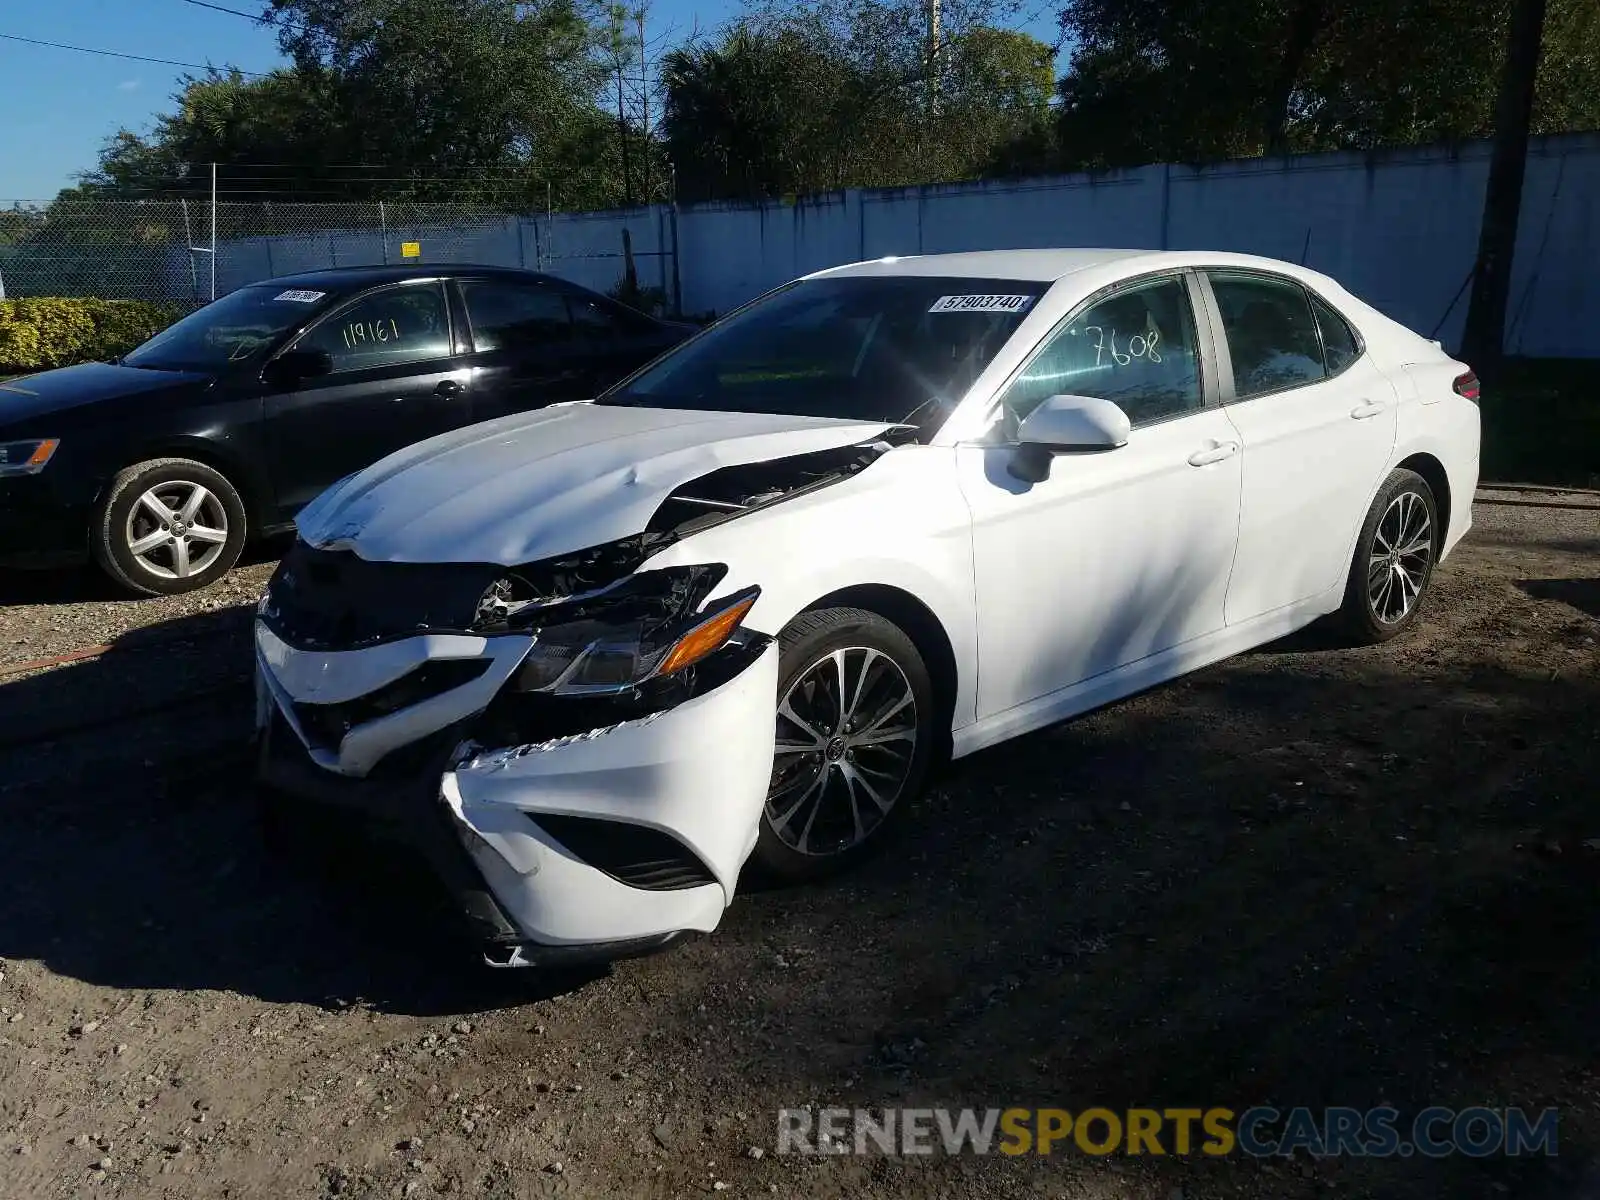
[{"x1": 1481, "y1": 357, "x2": 1599, "y2": 487}]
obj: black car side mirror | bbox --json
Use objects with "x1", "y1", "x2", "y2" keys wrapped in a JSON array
[{"x1": 262, "y1": 348, "x2": 334, "y2": 389}]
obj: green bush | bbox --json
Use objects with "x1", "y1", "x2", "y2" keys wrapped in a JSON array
[{"x1": 0, "y1": 297, "x2": 183, "y2": 375}]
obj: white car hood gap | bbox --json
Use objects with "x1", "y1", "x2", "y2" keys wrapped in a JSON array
[{"x1": 294, "y1": 403, "x2": 897, "y2": 566}]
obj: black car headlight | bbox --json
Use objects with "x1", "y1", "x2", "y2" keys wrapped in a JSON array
[{"x1": 0, "y1": 438, "x2": 59, "y2": 477}]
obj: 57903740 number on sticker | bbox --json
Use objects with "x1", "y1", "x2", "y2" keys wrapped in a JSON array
[{"x1": 928, "y1": 295, "x2": 1036, "y2": 314}]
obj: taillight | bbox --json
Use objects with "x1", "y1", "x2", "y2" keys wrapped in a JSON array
[{"x1": 1453, "y1": 370, "x2": 1480, "y2": 402}]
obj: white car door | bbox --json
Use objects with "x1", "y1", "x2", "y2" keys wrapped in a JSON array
[
  {"x1": 1199, "y1": 271, "x2": 1400, "y2": 625},
  {"x1": 956, "y1": 272, "x2": 1244, "y2": 722}
]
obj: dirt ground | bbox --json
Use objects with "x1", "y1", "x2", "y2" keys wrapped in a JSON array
[{"x1": 2, "y1": 493, "x2": 1598, "y2": 1200}]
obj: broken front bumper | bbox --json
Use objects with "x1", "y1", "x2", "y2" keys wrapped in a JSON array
[{"x1": 253, "y1": 622, "x2": 778, "y2": 965}]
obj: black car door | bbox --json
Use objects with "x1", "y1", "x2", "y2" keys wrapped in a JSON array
[
  {"x1": 452, "y1": 277, "x2": 594, "y2": 423},
  {"x1": 262, "y1": 280, "x2": 470, "y2": 518}
]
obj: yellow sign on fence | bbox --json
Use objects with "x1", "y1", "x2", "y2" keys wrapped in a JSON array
[{"x1": 400, "y1": 241, "x2": 421, "y2": 259}]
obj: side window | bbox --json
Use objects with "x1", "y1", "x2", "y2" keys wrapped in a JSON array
[
  {"x1": 1310, "y1": 292, "x2": 1361, "y2": 374},
  {"x1": 1001, "y1": 277, "x2": 1203, "y2": 427},
  {"x1": 297, "y1": 283, "x2": 452, "y2": 371},
  {"x1": 461, "y1": 281, "x2": 572, "y2": 352},
  {"x1": 1208, "y1": 274, "x2": 1326, "y2": 400}
]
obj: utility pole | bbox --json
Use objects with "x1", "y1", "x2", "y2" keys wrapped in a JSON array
[
  {"x1": 610, "y1": 5, "x2": 634, "y2": 208},
  {"x1": 926, "y1": 0, "x2": 941, "y2": 113},
  {"x1": 1460, "y1": 0, "x2": 1548, "y2": 377},
  {"x1": 636, "y1": 6, "x2": 651, "y2": 205}
]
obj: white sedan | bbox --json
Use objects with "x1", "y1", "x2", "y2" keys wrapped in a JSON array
[{"x1": 253, "y1": 249, "x2": 1481, "y2": 966}]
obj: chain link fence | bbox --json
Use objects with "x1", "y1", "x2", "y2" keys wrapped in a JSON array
[{"x1": 0, "y1": 199, "x2": 673, "y2": 311}]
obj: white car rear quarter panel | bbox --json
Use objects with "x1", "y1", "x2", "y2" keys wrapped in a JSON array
[
  {"x1": 1393, "y1": 360, "x2": 1481, "y2": 557},
  {"x1": 641, "y1": 443, "x2": 982, "y2": 731}
]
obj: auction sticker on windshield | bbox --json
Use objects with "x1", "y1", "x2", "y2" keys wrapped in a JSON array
[
  {"x1": 274, "y1": 289, "x2": 326, "y2": 303},
  {"x1": 928, "y1": 295, "x2": 1036, "y2": 314}
]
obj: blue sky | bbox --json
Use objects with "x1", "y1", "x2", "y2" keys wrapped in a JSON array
[{"x1": 1, "y1": 0, "x2": 1062, "y2": 202}]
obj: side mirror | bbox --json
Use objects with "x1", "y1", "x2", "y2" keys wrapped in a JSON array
[
  {"x1": 1009, "y1": 394, "x2": 1131, "y2": 483},
  {"x1": 262, "y1": 348, "x2": 333, "y2": 389}
]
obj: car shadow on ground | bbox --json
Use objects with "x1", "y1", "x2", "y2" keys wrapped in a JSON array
[
  {"x1": 1519, "y1": 577, "x2": 1600, "y2": 619},
  {"x1": 0, "y1": 600, "x2": 602, "y2": 1016},
  {"x1": 2, "y1": 582, "x2": 1598, "y2": 1193},
  {"x1": 0, "y1": 535, "x2": 291, "y2": 607}
]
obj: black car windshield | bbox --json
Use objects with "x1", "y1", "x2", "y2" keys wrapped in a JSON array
[
  {"x1": 597, "y1": 275, "x2": 1046, "y2": 432},
  {"x1": 121, "y1": 284, "x2": 336, "y2": 372}
]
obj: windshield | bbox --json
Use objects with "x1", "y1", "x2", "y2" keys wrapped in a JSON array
[
  {"x1": 122, "y1": 284, "x2": 336, "y2": 372},
  {"x1": 598, "y1": 275, "x2": 1046, "y2": 432}
]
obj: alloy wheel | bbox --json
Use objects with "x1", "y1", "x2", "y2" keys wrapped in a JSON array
[
  {"x1": 1367, "y1": 489, "x2": 1433, "y2": 624},
  {"x1": 766, "y1": 646, "x2": 919, "y2": 857},
  {"x1": 124, "y1": 480, "x2": 230, "y2": 581}
]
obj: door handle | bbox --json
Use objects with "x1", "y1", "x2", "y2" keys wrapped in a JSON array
[
  {"x1": 1350, "y1": 399, "x2": 1387, "y2": 419},
  {"x1": 435, "y1": 379, "x2": 465, "y2": 398},
  {"x1": 1187, "y1": 441, "x2": 1240, "y2": 467}
]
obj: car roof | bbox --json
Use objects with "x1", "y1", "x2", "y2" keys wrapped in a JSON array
[
  {"x1": 808, "y1": 248, "x2": 1317, "y2": 284},
  {"x1": 244, "y1": 263, "x2": 567, "y2": 291}
]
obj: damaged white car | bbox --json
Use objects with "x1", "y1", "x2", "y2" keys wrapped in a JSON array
[{"x1": 253, "y1": 249, "x2": 1481, "y2": 966}]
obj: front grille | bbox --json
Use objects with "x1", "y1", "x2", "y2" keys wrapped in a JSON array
[
  {"x1": 292, "y1": 659, "x2": 491, "y2": 752},
  {"x1": 263, "y1": 540, "x2": 499, "y2": 650},
  {"x1": 533, "y1": 813, "x2": 717, "y2": 891}
]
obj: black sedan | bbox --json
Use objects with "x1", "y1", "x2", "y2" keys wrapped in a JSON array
[{"x1": 0, "y1": 265, "x2": 694, "y2": 594}]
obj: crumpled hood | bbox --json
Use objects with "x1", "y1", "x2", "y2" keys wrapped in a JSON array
[{"x1": 294, "y1": 402, "x2": 896, "y2": 565}]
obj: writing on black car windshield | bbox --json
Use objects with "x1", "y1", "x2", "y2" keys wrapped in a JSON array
[
  {"x1": 599, "y1": 277, "x2": 1044, "y2": 431},
  {"x1": 120, "y1": 285, "x2": 333, "y2": 372}
]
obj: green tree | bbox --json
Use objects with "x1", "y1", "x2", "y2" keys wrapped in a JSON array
[
  {"x1": 662, "y1": 11, "x2": 1057, "y2": 200},
  {"x1": 1053, "y1": 0, "x2": 1600, "y2": 170},
  {"x1": 75, "y1": 67, "x2": 350, "y2": 201},
  {"x1": 267, "y1": 0, "x2": 616, "y2": 205}
]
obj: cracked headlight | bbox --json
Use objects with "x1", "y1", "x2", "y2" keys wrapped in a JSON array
[{"x1": 511, "y1": 584, "x2": 760, "y2": 696}]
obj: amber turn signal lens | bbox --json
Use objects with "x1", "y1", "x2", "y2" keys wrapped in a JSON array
[{"x1": 658, "y1": 593, "x2": 758, "y2": 676}]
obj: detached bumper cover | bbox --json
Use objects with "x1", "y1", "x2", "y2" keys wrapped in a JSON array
[{"x1": 254, "y1": 619, "x2": 778, "y2": 962}]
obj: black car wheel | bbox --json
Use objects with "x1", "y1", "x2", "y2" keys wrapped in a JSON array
[
  {"x1": 752, "y1": 607, "x2": 936, "y2": 884},
  {"x1": 92, "y1": 458, "x2": 248, "y2": 596},
  {"x1": 1339, "y1": 467, "x2": 1439, "y2": 643}
]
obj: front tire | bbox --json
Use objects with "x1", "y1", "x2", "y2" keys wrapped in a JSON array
[
  {"x1": 92, "y1": 458, "x2": 248, "y2": 596},
  {"x1": 752, "y1": 607, "x2": 936, "y2": 884},
  {"x1": 1338, "y1": 468, "x2": 1439, "y2": 644}
]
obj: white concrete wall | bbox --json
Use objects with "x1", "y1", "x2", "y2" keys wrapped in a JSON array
[{"x1": 218, "y1": 131, "x2": 1600, "y2": 356}]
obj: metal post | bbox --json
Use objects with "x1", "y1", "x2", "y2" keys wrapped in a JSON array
[
  {"x1": 669, "y1": 164, "x2": 682, "y2": 317},
  {"x1": 181, "y1": 197, "x2": 199, "y2": 302},
  {"x1": 379, "y1": 200, "x2": 389, "y2": 264},
  {"x1": 209, "y1": 164, "x2": 218, "y2": 301}
]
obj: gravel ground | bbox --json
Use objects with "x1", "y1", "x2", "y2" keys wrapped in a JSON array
[{"x1": 1, "y1": 495, "x2": 1598, "y2": 1200}]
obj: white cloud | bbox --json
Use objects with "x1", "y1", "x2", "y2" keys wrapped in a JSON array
[{"x1": 117, "y1": 79, "x2": 141, "y2": 91}]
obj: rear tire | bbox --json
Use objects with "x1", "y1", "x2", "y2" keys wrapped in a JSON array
[
  {"x1": 752, "y1": 607, "x2": 936, "y2": 884},
  {"x1": 92, "y1": 457, "x2": 247, "y2": 596},
  {"x1": 1338, "y1": 468, "x2": 1439, "y2": 644}
]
